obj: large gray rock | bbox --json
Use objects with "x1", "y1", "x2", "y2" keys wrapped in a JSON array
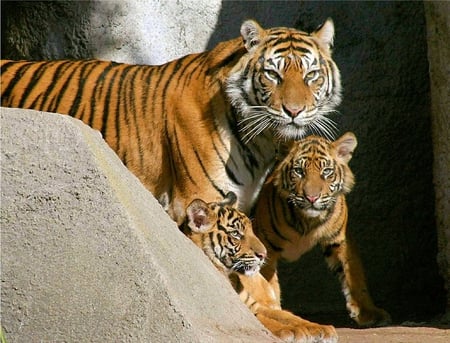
[{"x1": 0, "y1": 107, "x2": 277, "y2": 343}]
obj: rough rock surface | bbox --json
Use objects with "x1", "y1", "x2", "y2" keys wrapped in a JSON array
[
  {"x1": 0, "y1": 107, "x2": 277, "y2": 343},
  {"x1": 425, "y1": 0, "x2": 450, "y2": 312},
  {"x1": 0, "y1": 0, "x2": 221, "y2": 65}
]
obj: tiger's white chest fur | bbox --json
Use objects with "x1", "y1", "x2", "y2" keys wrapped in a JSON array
[{"x1": 225, "y1": 164, "x2": 274, "y2": 214}]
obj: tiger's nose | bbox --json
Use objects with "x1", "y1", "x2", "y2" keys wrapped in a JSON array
[
  {"x1": 282, "y1": 104, "x2": 304, "y2": 118},
  {"x1": 255, "y1": 251, "x2": 266, "y2": 261},
  {"x1": 306, "y1": 194, "x2": 320, "y2": 204}
]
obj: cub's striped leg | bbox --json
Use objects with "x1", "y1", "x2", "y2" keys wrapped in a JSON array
[
  {"x1": 256, "y1": 308, "x2": 338, "y2": 343},
  {"x1": 257, "y1": 256, "x2": 283, "y2": 306},
  {"x1": 321, "y1": 237, "x2": 392, "y2": 326},
  {"x1": 235, "y1": 273, "x2": 338, "y2": 343}
]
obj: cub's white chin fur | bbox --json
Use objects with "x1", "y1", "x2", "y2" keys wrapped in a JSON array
[
  {"x1": 243, "y1": 268, "x2": 260, "y2": 276},
  {"x1": 304, "y1": 209, "x2": 322, "y2": 218}
]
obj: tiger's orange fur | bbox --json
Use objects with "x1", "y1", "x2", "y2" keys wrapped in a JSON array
[
  {"x1": 1, "y1": 19, "x2": 341, "y2": 226},
  {"x1": 253, "y1": 132, "x2": 391, "y2": 327}
]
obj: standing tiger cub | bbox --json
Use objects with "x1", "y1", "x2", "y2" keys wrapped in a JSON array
[
  {"x1": 1, "y1": 19, "x2": 341, "y2": 226},
  {"x1": 253, "y1": 132, "x2": 391, "y2": 327},
  {"x1": 183, "y1": 192, "x2": 338, "y2": 343}
]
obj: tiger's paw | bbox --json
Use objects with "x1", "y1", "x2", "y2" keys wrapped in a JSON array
[
  {"x1": 274, "y1": 323, "x2": 338, "y2": 343},
  {"x1": 350, "y1": 305, "x2": 392, "y2": 327},
  {"x1": 260, "y1": 315, "x2": 338, "y2": 343}
]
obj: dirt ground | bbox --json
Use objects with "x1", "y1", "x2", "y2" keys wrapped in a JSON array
[
  {"x1": 337, "y1": 326, "x2": 449, "y2": 343},
  {"x1": 312, "y1": 312, "x2": 450, "y2": 343}
]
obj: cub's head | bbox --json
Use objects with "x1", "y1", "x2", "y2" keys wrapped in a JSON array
[
  {"x1": 227, "y1": 19, "x2": 341, "y2": 142},
  {"x1": 183, "y1": 192, "x2": 266, "y2": 276},
  {"x1": 273, "y1": 132, "x2": 357, "y2": 218}
]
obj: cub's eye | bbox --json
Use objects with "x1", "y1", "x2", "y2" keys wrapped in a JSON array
[
  {"x1": 264, "y1": 69, "x2": 281, "y2": 82},
  {"x1": 322, "y1": 167, "x2": 334, "y2": 177},
  {"x1": 229, "y1": 230, "x2": 242, "y2": 240},
  {"x1": 293, "y1": 167, "x2": 304, "y2": 177},
  {"x1": 305, "y1": 70, "x2": 320, "y2": 83}
]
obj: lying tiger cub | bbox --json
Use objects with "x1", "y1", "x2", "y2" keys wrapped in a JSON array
[
  {"x1": 183, "y1": 192, "x2": 338, "y2": 343},
  {"x1": 253, "y1": 132, "x2": 391, "y2": 327}
]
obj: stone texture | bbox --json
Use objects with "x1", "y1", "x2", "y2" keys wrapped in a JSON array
[
  {"x1": 1, "y1": 0, "x2": 221, "y2": 65},
  {"x1": 0, "y1": 107, "x2": 277, "y2": 343},
  {"x1": 424, "y1": 1, "x2": 450, "y2": 313}
]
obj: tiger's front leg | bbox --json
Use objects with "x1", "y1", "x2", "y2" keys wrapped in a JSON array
[
  {"x1": 259, "y1": 255, "x2": 282, "y2": 306},
  {"x1": 235, "y1": 273, "x2": 338, "y2": 343},
  {"x1": 321, "y1": 237, "x2": 391, "y2": 327},
  {"x1": 256, "y1": 308, "x2": 338, "y2": 343}
]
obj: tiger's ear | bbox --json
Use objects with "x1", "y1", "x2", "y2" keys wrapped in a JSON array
[
  {"x1": 333, "y1": 132, "x2": 357, "y2": 164},
  {"x1": 312, "y1": 18, "x2": 335, "y2": 51},
  {"x1": 241, "y1": 20, "x2": 265, "y2": 51},
  {"x1": 186, "y1": 199, "x2": 217, "y2": 233}
]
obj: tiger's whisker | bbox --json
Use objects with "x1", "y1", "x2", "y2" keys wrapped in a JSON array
[
  {"x1": 239, "y1": 115, "x2": 271, "y2": 134},
  {"x1": 241, "y1": 117, "x2": 274, "y2": 143},
  {"x1": 308, "y1": 115, "x2": 337, "y2": 140}
]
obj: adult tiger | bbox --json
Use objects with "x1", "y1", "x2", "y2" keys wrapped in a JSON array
[
  {"x1": 183, "y1": 192, "x2": 338, "y2": 342},
  {"x1": 253, "y1": 133, "x2": 392, "y2": 327},
  {"x1": 1, "y1": 19, "x2": 341, "y2": 225}
]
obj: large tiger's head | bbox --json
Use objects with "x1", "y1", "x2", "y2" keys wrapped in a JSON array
[
  {"x1": 273, "y1": 132, "x2": 357, "y2": 218},
  {"x1": 227, "y1": 19, "x2": 341, "y2": 143},
  {"x1": 184, "y1": 192, "x2": 266, "y2": 276}
]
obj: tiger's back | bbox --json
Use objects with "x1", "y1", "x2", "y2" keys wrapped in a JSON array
[
  {"x1": 1, "y1": 56, "x2": 219, "y2": 194},
  {"x1": 2, "y1": 60, "x2": 162, "y2": 183},
  {"x1": 1, "y1": 49, "x2": 244, "y2": 222}
]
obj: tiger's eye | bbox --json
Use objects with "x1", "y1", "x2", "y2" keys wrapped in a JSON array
[
  {"x1": 322, "y1": 167, "x2": 334, "y2": 177},
  {"x1": 293, "y1": 167, "x2": 304, "y2": 177},
  {"x1": 230, "y1": 230, "x2": 242, "y2": 239},
  {"x1": 305, "y1": 70, "x2": 320, "y2": 83},
  {"x1": 265, "y1": 69, "x2": 281, "y2": 82}
]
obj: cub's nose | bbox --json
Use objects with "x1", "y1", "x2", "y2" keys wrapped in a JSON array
[
  {"x1": 306, "y1": 194, "x2": 320, "y2": 204},
  {"x1": 255, "y1": 251, "x2": 266, "y2": 261}
]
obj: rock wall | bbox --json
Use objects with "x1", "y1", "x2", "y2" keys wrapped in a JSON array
[
  {"x1": 424, "y1": 1, "x2": 450, "y2": 313},
  {"x1": 1, "y1": 0, "x2": 447, "y2": 325},
  {"x1": 0, "y1": 108, "x2": 277, "y2": 342},
  {"x1": 1, "y1": 0, "x2": 221, "y2": 64}
]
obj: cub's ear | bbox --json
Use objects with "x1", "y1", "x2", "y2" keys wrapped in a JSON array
[
  {"x1": 240, "y1": 20, "x2": 265, "y2": 51},
  {"x1": 334, "y1": 132, "x2": 357, "y2": 163},
  {"x1": 312, "y1": 18, "x2": 335, "y2": 52},
  {"x1": 186, "y1": 199, "x2": 217, "y2": 233}
]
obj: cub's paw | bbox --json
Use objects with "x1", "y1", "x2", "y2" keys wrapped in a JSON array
[
  {"x1": 302, "y1": 322, "x2": 338, "y2": 343},
  {"x1": 257, "y1": 308, "x2": 338, "y2": 343},
  {"x1": 271, "y1": 322, "x2": 338, "y2": 343},
  {"x1": 352, "y1": 305, "x2": 392, "y2": 327}
]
